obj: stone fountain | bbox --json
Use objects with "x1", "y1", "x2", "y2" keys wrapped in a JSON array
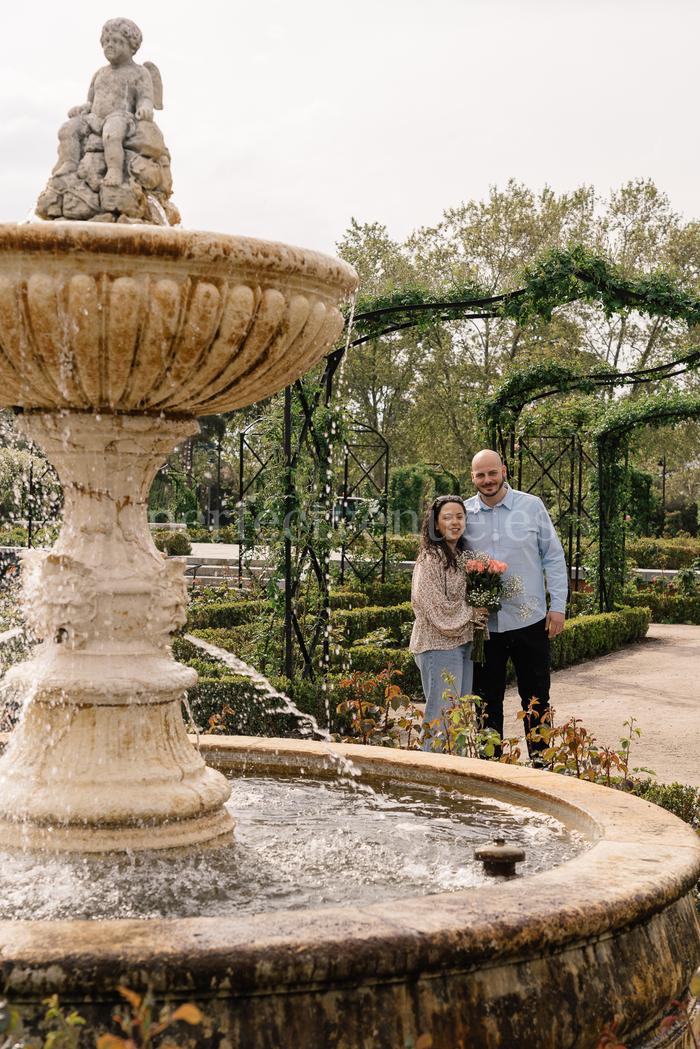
[
  {"x1": 0, "y1": 17, "x2": 355, "y2": 851},
  {"x1": 0, "y1": 19, "x2": 699, "y2": 1049}
]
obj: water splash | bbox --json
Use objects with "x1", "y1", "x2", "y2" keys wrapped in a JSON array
[
  {"x1": 0, "y1": 626, "x2": 24, "y2": 650},
  {"x1": 181, "y1": 692, "x2": 200, "y2": 751},
  {"x1": 335, "y1": 290, "x2": 357, "y2": 396},
  {"x1": 19, "y1": 208, "x2": 48, "y2": 225},
  {"x1": 0, "y1": 627, "x2": 30, "y2": 678},
  {"x1": 146, "y1": 195, "x2": 169, "y2": 226},
  {"x1": 183, "y1": 633, "x2": 364, "y2": 785},
  {"x1": 0, "y1": 773, "x2": 586, "y2": 920}
]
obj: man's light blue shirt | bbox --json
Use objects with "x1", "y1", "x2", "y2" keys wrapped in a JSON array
[{"x1": 463, "y1": 485, "x2": 568, "y2": 634}]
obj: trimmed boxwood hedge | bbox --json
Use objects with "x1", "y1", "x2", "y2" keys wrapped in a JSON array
[
  {"x1": 352, "y1": 578, "x2": 412, "y2": 606},
  {"x1": 188, "y1": 592, "x2": 372, "y2": 630},
  {"x1": 344, "y1": 606, "x2": 651, "y2": 689},
  {"x1": 188, "y1": 676, "x2": 297, "y2": 736},
  {"x1": 175, "y1": 626, "x2": 266, "y2": 671},
  {"x1": 386, "y1": 534, "x2": 420, "y2": 561},
  {"x1": 568, "y1": 590, "x2": 595, "y2": 616},
  {"x1": 627, "y1": 537, "x2": 700, "y2": 569},
  {"x1": 188, "y1": 598, "x2": 269, "y2": 629},
  {"x1": 153, "y1": 531, "x2": 192, "y2": 556},
  {"x1": 549, "y1": 607, "x2": 649, "y2": 667},
  {"x1": 329, "y1": 591, "x2": 371, "y2": 610},
  {"x1": 187, "y1": 673, "x2": 338, "y2": 737},
  {"x1": 344, "y1": 645, "x2": 421, "y2": 691},
  {"x1": 623, "y1": 592, "x2": 700, "y2": 625},
  {"x1": 333, "y1": 601, "x2": 414, "y2": 644}
]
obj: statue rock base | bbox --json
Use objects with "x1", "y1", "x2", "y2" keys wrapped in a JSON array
[{"x1": 37, "y1": 119, "x2": 179, "y2": 226}]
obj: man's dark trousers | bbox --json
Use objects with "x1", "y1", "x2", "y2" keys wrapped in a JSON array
[{"x1": 472, "y1": 618, "x2": 551, "y2": 754}]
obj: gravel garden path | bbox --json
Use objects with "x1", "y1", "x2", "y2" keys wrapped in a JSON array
[{"x1": 504, "y1": 624, "x2": 700, "y2": 787}]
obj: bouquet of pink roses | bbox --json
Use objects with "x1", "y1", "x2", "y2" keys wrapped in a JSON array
[{"x1": 462, "y1": 553, "x2": 519, "y2": 663}]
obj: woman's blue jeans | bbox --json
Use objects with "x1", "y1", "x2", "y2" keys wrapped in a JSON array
[{"x1": 414, "y1": 643, "x2": 473, "y2": 751}]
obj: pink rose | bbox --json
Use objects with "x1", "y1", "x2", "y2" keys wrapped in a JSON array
[
  {"x1": 466, "y1": 559, "x2": 487, "y2": 572},
  {"x1": 488, "y1": 559, "x2": 508, "y2": 573}
]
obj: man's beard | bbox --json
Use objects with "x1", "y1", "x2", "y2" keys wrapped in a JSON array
[{"x1": 477, "y1": 480, "x2": 505, "y2": 498}]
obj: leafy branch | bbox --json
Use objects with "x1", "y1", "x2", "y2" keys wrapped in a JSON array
[{"x1": 343, "y1": 244, "x2": 700, "y2": 354}]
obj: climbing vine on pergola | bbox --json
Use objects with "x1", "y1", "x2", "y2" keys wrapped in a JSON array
[
  {"x1": 592, "y1": 393, "x2": 700, "y2": 610},
  {"x1": 346, "y1": 244, "x2": 700, "y2": 612},
  {"x1": 348, "y1": 244, "x2": 700, "y2": 349},
  {"x1": 481, "y1": 355, "x2": 700, "y2": 446},
  {"x1": 480, "y1": 365, "x2": 700, "y2": 612}
]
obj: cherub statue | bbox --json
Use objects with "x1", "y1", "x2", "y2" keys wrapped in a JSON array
[
  {"x1": 53, "y1": 17, "x2": 162, "y2": 188},
  {"x1": 36, "y1": 17, "x2": 178, "y2": 224}
]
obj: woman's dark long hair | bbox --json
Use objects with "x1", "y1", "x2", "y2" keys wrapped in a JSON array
[{"x1": 418, "y1": 495, "x2": 468, "y2": 570}]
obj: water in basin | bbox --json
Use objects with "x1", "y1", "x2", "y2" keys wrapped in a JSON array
[{"x1": 0, "y1": 772, "x2": 586, "y2": 921}]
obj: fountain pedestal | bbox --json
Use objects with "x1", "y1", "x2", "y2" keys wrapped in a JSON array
[{"x1": 0, "y1": 411, "x2": 233, "y2": 851}]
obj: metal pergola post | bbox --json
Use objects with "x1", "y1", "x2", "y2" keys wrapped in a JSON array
[{"x1": 283, "y1": 386, "x2": 294, "y2": 681}]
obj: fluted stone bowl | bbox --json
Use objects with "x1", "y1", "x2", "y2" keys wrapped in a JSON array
[{"x1": 0, "y1": 223, "x2": 357, "y2": 413}]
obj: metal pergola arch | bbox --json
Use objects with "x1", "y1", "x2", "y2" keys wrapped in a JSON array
[
  {"x1": 234, "y1": 261, "x2": 700, "y2": 677},
  {"x1": 350, "y1": 284, "x2": 700, "y2": 614},
  {"x1": 235, "y1": 350, "x2": 389, "y2": 681}
]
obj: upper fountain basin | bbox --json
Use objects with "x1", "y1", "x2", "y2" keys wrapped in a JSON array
[{"x1": 0, "y1": 222, "x2": 357, "y2": 415}]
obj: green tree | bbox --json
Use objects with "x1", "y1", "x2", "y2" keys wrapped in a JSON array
[{"x1": 337, "y1": 179, "x2": 700, "y2": 512}]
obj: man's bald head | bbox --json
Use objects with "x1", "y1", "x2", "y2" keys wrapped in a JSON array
[
  {"x1": 471, "y1": 448, "x2": 507, "y2": 503},
  {"x1": 471, "y1": 449, "x2": 503, "y2": 471}
]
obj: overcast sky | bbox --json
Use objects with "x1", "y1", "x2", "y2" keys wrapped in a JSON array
[{"x1": 1, "y1": 0, "x2": 699, "y2": 254}]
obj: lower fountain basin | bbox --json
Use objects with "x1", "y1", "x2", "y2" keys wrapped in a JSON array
[
  {"x1": 1, "y1": 738, "x2": 699, "y2": 1049},
  {"x1": 0, "y1": 754, "x2": 585, "y2": 921}
]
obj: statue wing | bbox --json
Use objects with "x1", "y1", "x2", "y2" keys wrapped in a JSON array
[{"x1": 143, "y1": 62, "x2": 163, "y2": 110}]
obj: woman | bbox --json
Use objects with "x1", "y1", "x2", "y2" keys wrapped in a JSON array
[{"x1": 409, "y1": 495, "x2": 486, "y2": 749}]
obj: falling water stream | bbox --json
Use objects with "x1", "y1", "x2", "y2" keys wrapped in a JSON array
[{"x1": 184, "y1": 632, "x2": 363, "y2": 784}]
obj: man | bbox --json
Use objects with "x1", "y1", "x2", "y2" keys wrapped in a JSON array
[{"x1": 464, "y1": 449, "x2": 568, "y2": 757}]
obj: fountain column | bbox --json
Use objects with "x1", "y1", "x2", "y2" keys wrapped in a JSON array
[{"x1": 0, "y1": 411, "x2": 233, "y2": 852}]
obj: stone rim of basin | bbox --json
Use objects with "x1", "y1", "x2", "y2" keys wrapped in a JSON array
[
  {"x1": 0, "y1": 222, "x2": 357, "y2": 288},
  {"x1": 1, "y1": 740, "x2": 698, "y2": 1047},
  {"x1": 1, "y1": 738, "x2": 698, "y2": 960}
]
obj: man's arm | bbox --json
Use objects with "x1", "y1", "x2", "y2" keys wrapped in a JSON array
[{"x1": 535, "y1": 498, "x2": 568, "y2": 638}]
